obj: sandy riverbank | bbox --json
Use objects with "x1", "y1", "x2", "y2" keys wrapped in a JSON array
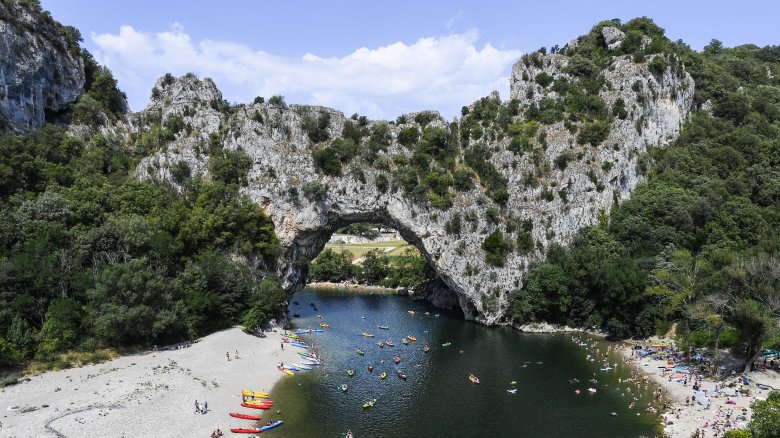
[
  {"x1": 617, "y1": 340, "x2": 780, "y2": 437},
  {"x1": 0, "y1": 327, "x2": 300, "y2": 437}
]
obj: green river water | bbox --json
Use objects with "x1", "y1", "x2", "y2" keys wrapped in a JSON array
[{"x1": 267, "y1": 287, "x2": 662, "y2": 437}]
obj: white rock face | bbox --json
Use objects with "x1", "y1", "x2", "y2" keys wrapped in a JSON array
[
  {"x1": 601, "y1": 26, "x2": 626, "y2": 50},
  {"x1": 0, "y1": 2, "x2": 85, "y2": 133},
  {"x1": 130, "y1": 48, "x2": 694, "y2": 325}
]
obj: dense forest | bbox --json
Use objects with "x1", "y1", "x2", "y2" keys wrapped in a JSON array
[
  {"x1": 0, "y1": 40, "x2": 285, "y2": 369},
  {"x1": 507, "y1": 20, "x2": 780, "y2": 371}
]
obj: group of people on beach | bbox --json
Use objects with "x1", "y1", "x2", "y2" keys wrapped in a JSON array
[
  {"x1": 194, "y1": 399, "x2": 208, "y2": 414},
  {"x1": 209, "y1": 429, "x2": 223, "y2": 438}
]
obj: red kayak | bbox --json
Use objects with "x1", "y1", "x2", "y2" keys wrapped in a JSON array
[
  {"x1": 230, "y1": 427, "x2": 263, "y2": 433},
  {"x1": 241, "y1": 402, "x2": 272, "y2": 410},
  {"x1": 230, "y1": 412, "x2": 261, "y2": 420}
]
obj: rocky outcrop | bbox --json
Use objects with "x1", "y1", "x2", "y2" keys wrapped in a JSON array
[
  {"x1": 128, "y1": 34, "x2": 694, "y2": 326},
  {"x1": 0, "y1": 1, "x2": 85, "y2": 133}
]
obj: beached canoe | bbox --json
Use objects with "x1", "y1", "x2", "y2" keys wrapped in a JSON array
[
  {"x1": 241, "y1": 402, "x2": 272, "y2": 410},
  {"x1": 244, "y1": 399, "x2": 274, "y2": 405},
  {"x1": 281, "y1": 333, "x2": 299, "y2": 339},
  {"x1": 292, "y1": 363, "x2": 312, "y2": 370},
  {"x1": 290, "y1": 342, "x2": 310, "y2": 349},
  {"x1": 301, "y1": 358, "x2": 321, "y2": 365},
  {"x1": 282, "y1": 369, "x2": 294, "y2": 376},
  {"x1": 230, "y1": 412, "x2": 262, "y2": 420},
  {"x1": 231, "y1": 427, "x2": 263, "y2": 433},
  {"x1": 242, "y1": 389, "x2": 269, "y2": 398},
  {"x1": 260, "y1": 420, "x2": 284, "y2": 431}
]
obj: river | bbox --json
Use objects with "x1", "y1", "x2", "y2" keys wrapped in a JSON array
[{"x1": 268, "y1": 287, "x2": 662, "y2": 437}]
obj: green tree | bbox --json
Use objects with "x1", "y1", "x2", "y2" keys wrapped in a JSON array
[{"x1": 749, "y1": 391, "x2": 780, "y2": 438}]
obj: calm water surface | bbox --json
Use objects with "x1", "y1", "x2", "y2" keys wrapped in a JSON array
[{"x1": 269, "y1": 287, "x2": 661, "y2": 438}]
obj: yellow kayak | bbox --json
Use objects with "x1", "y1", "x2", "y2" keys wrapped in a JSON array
[
  {"x1": 320, "y1": 323, "x2": 330, "y2": 328},
  {"x1": 242, "y1": 389, "x2": 269, "y2": 398},
  {"x1": 380, "y1": 372, "x2": 387, "y2": 380},
  {"x1": 407, "y1": 310, "x2": 415, "y2": 315},
  {"x1": 407, "y1": 336, "x2": 417, "y2": 342},
  {"x1": 283, "y1": 369, "x2": 294, "y2": 376}
]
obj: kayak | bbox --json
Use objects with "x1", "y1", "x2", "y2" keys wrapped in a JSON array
[
  {"x1": 292, "y1": 363, "x2": 312, "y2": 370},
  {"x1": 407, "y1": 310, "x2": 415, "y2": 315},
  {"x1": 281, "y1": 333, "x2": 299, "y2": 339},
  {"x1": 301, "y1": 358, "x2": 321, "y2": 365},
  {"x1": 357, "y1": 349, "x2": 365, "y2": 356},
  {"x1": 407, "y1": 336, "x2": 417, "y2": 342},
  {"x1": 242, "y1": 389, "x2": 269, "y2": 398},
  {"x1": 442, "y1": 342, "x2": 452, "y2": 347},
  {"x1": 377, "y1": 325, "x2": 389, "y2": 330},
  {"x1": 469, "y1": 374, "x2": 480, "y2": 384},
  {"x1": 380, "y1": 372, "x2": 387, "y2": 380},
  {"x1": 362, "y1": 398, "x2": 377, "y2": 409},
  {"x1": 320, "y1": 323, "x2": 330, "y2": 328},
  {"x1": 283, "y1": 365, "x2": 300, "y2": 371},
  {"x1": 230, "y1": 412, "x2": 262, "y2": 420},
  {"x1": 259, "y1": 420, "x2": 283, "y2": 432},
  {"x1": 231, "y1": 427, "x2": 263, "y2": 434},
  {"x1": 297, "y1": 352, "x2": 317, "y2": 358},
  {"x1": 241, "y1": 402, "x2": 272, "y2": 410},
  {"x1": 282, "y1": 369, "x2": 294, "y2": 376},
  {"x1": 362, "y1": 332, "x2": 374, "y2": 338},
  {"x1": 291, "y1": 342, "x2": 309, "y2": 349},
  {"x1": 244, "y1": 399, "x2": 273, "y2": 406},
  {"x1": 507, "y1": 389, "x2": 517, "y2": 394},
  {"x1": 260, "y1": 420, "x2": 284, "y2": 431}
]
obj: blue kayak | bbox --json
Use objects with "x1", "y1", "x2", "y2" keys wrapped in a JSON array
[{"x1": 261, "y1": 420, "x2": 284, "y2": 431}]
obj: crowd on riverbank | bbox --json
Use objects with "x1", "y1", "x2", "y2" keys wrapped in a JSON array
[{"x1": 617, "y1": 339, "x2": 780, "y2": 437}]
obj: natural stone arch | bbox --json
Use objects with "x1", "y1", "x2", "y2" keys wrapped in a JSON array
[{"x1": 132, "y1": 47, "x2": 694, "y2": 325}]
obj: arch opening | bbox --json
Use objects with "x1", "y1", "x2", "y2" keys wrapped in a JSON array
[{"x1": 280, "y1": 213, "x2": 477, "y2": 320}]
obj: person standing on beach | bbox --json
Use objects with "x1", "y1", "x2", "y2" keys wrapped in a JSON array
[
  {"x1": 195, "y1": 399, "x2": 200, "y2": 413},
  {"x1": 204, "y1": 401, "x2": 208, "y2": 412},
  {"x1": 226, "y1": 351, "x2": 230, "y2": 361},
  {"x1": 281, "y1": 342, "x2": 284, "y2": 350}
]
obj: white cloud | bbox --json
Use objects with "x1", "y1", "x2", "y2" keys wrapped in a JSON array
[{"x1": 90, "y1": 25, "x2": 521, "y2": 119}]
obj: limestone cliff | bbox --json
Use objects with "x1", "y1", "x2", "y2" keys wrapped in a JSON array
[
  {"x1": 129, "y1": 27, "x2": 694, "y2": 324},
  {"x1": 0, "y1": 1, "x2": 85, "y2": 133}
]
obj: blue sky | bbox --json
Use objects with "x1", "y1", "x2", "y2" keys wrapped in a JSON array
[{"x1": 41, "y1": 0, "x2": 780, "y2": 119}]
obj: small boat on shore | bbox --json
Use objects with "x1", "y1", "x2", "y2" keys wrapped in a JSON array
[
  {"x1": 261, "y1": 420, "x2": 284, "y2": 431},
  {"x1": 423, "y1": 345, "x2": 430, "y2": 353},
  {"x1": 231, "y1": 427, "x2": 262, "y2": 434},
  {"x1": 230, "y1": 412, "x2": 262, "y2": 420},
  {"x1": 380, "y1": 372, "x2": 387, "y2": 380},
  {"x1": 242, "y1": 389, "x2": 269, "y2": 399},
  {"x1": 362, "y1": 332, "x2": 374, "y2": 338},
  {"x1": 292, "y1": 363, "x2": 312, "y2": 370},
  {"x1": 362, "y1": 399, "x2": 377, "y2": 409},
  {"x1": 357, "y1": 349, "x2": 365, "y2": 356},
  {"x1": 282, "y1": 369, "x2": 294, "y2": 376},
  {"x1": 397, "y1": 370, "x2": 407, "y2": 380},
  {"x1": 469, "y1": 374, "x2": 480, "y2": 384},
  {"x1": 377, "y1": 325, "x2": 389, "y2": 330},
  {"x1": 241, "y1": 402, "x2": 272, "y2": 410},
  {"x1": 281, "y1": 333, "x2": 299, "y2": 339},
  {"x1": 341, "y1": 384, "x2": 348, "y2": 392},
  {"x1": 347, "y1": 369, "x2": 354, "y2": 377}
]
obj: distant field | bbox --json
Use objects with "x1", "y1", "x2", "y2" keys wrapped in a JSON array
[{"x1": 323, "y1": 239, "x2": 419, "y2": 260}]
